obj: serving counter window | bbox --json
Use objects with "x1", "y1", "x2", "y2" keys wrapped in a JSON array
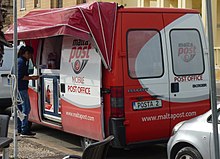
[
  {"x1": 39, "y1": 36, "x2": 63, "y2": 122},
  {"x1": 40, "y1": 36, "x2": 63, "y2": 70}
]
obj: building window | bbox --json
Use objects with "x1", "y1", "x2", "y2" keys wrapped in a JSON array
[
  {"x1": 34, "y1": 0, "x2": 40, "y2": 8},
  {"x1": 20, "y1": 0, "x2": 26, "y2": 10},
  {"x1": 51, "y1": 0, "x2": 56, "y2": 8},
  {"x1": 77, "y1": 0, "x2": 86, "y2": 4},
  {"x1": 58, "y1": 0, "x2": 63, "y2": 8},
  {"x1": 50, "y1": 0, "x2": 62, "y2": 8}
]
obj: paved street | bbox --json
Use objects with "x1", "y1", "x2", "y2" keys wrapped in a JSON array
[{"x1": 7, "y1": 121, "x2": 167, "y2": 159}]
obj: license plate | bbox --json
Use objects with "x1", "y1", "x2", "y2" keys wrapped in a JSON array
[{"x1": 133, "y1": 100, "x2": 162, "y2": 110}]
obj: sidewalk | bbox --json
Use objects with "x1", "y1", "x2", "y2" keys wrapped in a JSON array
[
  {"x1": 8, "y1": 137, "x2": 66, "y2": 159},
  {"x1": 7, "y1": 121, "x2": 70, "y2": 159}
]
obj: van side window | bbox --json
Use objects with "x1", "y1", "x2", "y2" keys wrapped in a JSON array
[
  {"x1": 170, "y1": 29, "x2": 204, "y2": 76},
  {"x1": 0, "y1": 47, "x2": 13, "y2": 71},
  {"x1": 127, "y1": 30, "x2": 164, "y2": 79}
]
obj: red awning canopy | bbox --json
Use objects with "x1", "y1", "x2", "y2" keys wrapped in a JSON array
[{"x1": 5, "y1": 2, "x2": 117, "y2": 70}]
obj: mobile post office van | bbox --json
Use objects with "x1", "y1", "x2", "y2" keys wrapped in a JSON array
[{"x1": 5, "y1": 2, "x2": 211, "y2": 148}]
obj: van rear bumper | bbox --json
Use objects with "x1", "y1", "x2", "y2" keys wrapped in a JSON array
[
  {"x1": 109, "y1": 117, "x2": 169, "y2": 149},
  {"x1": 109, "y1": 118, "x2": 126, "y2": 148}
]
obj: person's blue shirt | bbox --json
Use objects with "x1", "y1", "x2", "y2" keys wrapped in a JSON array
[{"x1": 18, "y1": 56, "x2": 29, "y2": 91}]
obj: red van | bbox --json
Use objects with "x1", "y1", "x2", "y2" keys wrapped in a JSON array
[{"x1": 5, "y1": 2, "x2": 210, "y2": 148}]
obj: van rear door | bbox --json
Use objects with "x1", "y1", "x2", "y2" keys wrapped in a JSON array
[
  {"x1": 122, "y1": 12, "x2": 170, "y2": 144},
  {"x1": 163, "y1": 13, "x2": 210, "y2": 129}
]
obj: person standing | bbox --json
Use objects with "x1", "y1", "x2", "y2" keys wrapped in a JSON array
[{"x1": 17, "y1": 46, "x2": 39, "y2": 136}]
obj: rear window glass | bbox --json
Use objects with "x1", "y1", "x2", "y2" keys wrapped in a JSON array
[
  {"x1": 170, "y1": 29, "x2": 204, "y2": 76},
  {"x1": 0, "y1": 47, "x2": 13, "y2": 71},
  {"x1": 127, "y1": 30, "x2": 164, "y2": 79}
]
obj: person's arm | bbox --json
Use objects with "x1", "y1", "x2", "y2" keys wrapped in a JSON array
[
  {"x1": 22, "y1": 75, "x2": 39, "y2": 80},
  {"x1": 18, "y1": 58, "x2": 39, "y2": 81}
]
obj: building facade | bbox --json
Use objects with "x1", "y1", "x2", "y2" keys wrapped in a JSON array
[{"x1": 2, "y1": 0, "x2": 86, "y2": 31}]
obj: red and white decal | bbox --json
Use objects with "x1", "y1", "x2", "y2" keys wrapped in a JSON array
[{"x1": 61, "y1": 36, "x2": 101, "y2": 108}]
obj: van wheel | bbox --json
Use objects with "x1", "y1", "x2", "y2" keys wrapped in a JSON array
[
  {"x1": 175, "y1": 147, "x2": 202, "y2": 159},
  {"x1": 80, "y1": 137, "x2": 95, "y2": 150}
]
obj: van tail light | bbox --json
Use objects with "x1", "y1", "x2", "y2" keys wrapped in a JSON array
[{"x1": 110, "y1": 86, "x2": 124, "y2": 118}]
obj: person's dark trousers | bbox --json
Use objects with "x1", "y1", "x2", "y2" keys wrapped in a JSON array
[{"x1": 17, "y1": 90, "x2": 31, "y2": 134}]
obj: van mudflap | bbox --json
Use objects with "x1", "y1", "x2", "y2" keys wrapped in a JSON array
[{"x1": 109, "y1": 118, "x2": 126, "y2": 148}]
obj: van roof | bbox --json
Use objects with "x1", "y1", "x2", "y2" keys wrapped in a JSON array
[{"x1": 118, "y1": 7, "x2": 199, "y2": 14}]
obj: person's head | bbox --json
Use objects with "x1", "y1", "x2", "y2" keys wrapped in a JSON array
[
  {"x1": 17, "y1": 46, "x2": 25, "y2": 58},
  {"x1": 18, "y1": 46, "x2": 34, "y2": 60}
]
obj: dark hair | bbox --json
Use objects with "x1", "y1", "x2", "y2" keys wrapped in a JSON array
[
  {"x1": 25, "y1": 46, "x2": 34, "y2": 54},
  {"x1": 17, "y1": 45, "x2": 34, "y2": 57},
  {"x1": 17, "y1": 46, "x2": 25, "y2": 57}
]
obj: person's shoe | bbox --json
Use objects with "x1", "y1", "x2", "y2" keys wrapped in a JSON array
[
  {"x1": 16, "y1": 130, "x2": 21, "y2": 136},
  {"x1": 16, "y1": 132, "x2": 21, "y2": 136},
  {"x1": 20, "y1": 131, "x2": 36, "y2": 137},
  {"x1": 16, "y1": 134, "x2": 22, "y2": 141},
  {"x1": 17, "y1": 131, "x2": 21, "y2": 135}
]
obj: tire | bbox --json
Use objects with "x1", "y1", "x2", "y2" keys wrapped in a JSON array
[
  {"x1": 80, "y1": 137, "x2": 96, "y2": 150},
  {"x1": 175, "y1": 147, "x2": 203, "y2": 159}
]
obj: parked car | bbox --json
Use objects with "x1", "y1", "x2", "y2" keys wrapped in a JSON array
[
  {"x1": 0, "y1": 46, "x2": 14, "y2": 113},
  {"x1": 167, "y1": 106, "x2": 220, "y2": 159}
]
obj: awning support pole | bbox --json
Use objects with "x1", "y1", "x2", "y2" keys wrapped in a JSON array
[
  {"x1": 13, "y1": 0, "x2": 18, "y2": 158},
  {"x1": 206, "y1": 0, "x2": 219, "y2": 159}
]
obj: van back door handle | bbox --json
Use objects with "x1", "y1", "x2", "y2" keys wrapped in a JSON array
[
  {"x1": 61, "y1": 83, "x2": 65, "y2": 93},
  {"x1": 171, "y1": 83, "x2": 179, "y2": 93},
  {"x1": 1, "y1": 74, "x2": 9, "y2": 77}
]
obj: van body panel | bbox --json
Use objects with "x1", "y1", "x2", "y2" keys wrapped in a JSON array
[
  {"x1": 121, "y1": 12, "x2": 170, "y2": 143},
  {"x1": 102, "y1": 13, "x2": 124, "y2": 140},
  {"x1": 28, "y1": 88, "x2": 39, "y2": 120},
  {"x1": 163, "y1": 13, "x2": 210, "y2": 128},
  {"x1": 61, "y1": 99, "x2": 103, "y2": 140},
  {"x1": 60, "y1": 36, "x2": 104, "y2": 140},
  {"x1": 120, "y1": 11, "x2": 210, "y2": 145}
]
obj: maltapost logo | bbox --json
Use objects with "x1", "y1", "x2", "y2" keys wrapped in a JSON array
[
  {"x1": 69, "y1": 39, "x2": 91, "y2": 74},
  {"x1": 178, "y1": 42, "x2": 196, "y2": 62}
]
